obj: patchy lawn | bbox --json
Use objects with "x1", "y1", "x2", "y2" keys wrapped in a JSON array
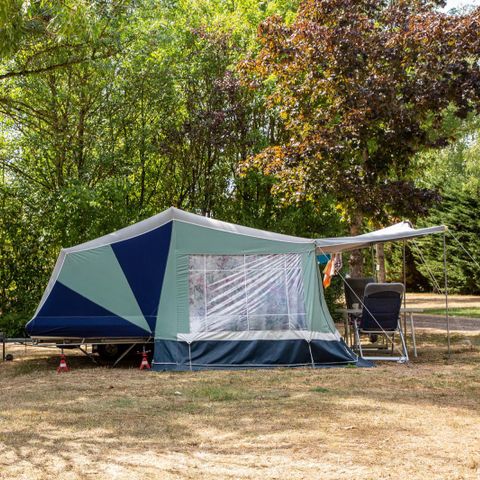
[
  {"x1": 422, "y1": 307, "x2": 480, "y2": 318},
  {"x1": 0, "y1": 332, "x2": 479, "y2": 480}
]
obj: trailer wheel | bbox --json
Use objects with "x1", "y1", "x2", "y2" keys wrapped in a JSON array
[{"x1": 96, "y1": 343, "x2": 123, "y2": 360}]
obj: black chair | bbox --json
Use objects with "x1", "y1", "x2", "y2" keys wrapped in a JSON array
[
  {"x1": 344, "y1": 277, "x2": 375, "y2": 310},
  {"x1": 352, "y1": 283, "x2": 408, "y2": 362}
]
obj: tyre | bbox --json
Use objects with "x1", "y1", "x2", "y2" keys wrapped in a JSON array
[{"x1": 96, "y1": 343, "x2": 126, "y2": 360}]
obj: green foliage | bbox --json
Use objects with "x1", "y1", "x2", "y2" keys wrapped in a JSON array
[
  {"x1": 1, "y1": 0, "x2": 479, "y2": 319},
  {"x1": 322, "y1": 275, "x2": 346, "y2": 322},
  {"x1": 415, "y1": 114, "x2": 480, "y2": 197},
  {"x1": 405, "y1": 114, "x2": 480, "y2": 293},
  {"x1": 0, "y1": 183, "x2": 53, "y2": 316},
  {"x1": 0, "y1": 0, "x2": 307, "y2": 323},
  {"x1": 216, "y1": 171, "x2": 345, "y2": 237},
  {"x1": 242, "y1": 0, "x2": 480, "y2": 237},
  {"x1": 0, "y1": 0, "x2": 127, "y2": 74},
  {"x1": 0, "y1": 312, "x2": 27, "y2": 338},
  {"x1": 416, "y1": 190, "x2": 480, "y2": 294}
]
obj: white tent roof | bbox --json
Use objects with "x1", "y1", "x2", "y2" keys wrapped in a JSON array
[
  {"x1": 65, "y1": 207, "x2": 313, "y2": 253},
  {"x1": 35, "y1": 211, "x2": 445, "y2": 319},
  {"x1": 315, "y1": 221, "x2": 446, "y2": 253},
  {"x1": 35, "y1": 208, "x2": 313, "y2": 317},
  {"x1": 66, "y1": 209, "x2": 445, "y2": 254}
]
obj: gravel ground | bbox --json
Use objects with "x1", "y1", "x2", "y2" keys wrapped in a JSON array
[
  {"x1": 414, "y1": 314, "x2": 480, "y2": 332},
  {"x1": 406, "y1": 293, "x2": 480, "y2": 309},
  {"x1": 405, "y1": 293, "x2": 480, "y2": 332}
]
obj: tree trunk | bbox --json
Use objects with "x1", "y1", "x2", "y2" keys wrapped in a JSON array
[
  {"x1": 375, "y1": 242, "x2": 386, "y2": 282},
  {"x1": 348, "y1": 211, "x2": 363, "y2": 277}
]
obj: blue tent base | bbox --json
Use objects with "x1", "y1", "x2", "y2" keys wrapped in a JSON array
[
  {"x1": 355, "y1": 358, "x2": 375, "y2": 368},
  {"x1": 152, "y1": 360, "x2": 373, "y2": 371},
  {"x1": 152, "y1": 338, "x2": 365, "y2": 371}
]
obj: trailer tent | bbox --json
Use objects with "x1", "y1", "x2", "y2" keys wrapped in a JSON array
[{"x1": 26, "y1": 207, "x2": 357, "y2": 369}]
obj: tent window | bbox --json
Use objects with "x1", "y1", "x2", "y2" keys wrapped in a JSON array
[{"x1": 189, "y1": 254, "x2": 306, "y2": 332}]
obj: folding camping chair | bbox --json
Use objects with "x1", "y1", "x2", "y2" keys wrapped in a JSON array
[
  {"x1": 344, "y1": 277, "x2": 374, "y2": 345},
  {"x1": 352, "y1": 283, "x2": 408, "y2": 362}
]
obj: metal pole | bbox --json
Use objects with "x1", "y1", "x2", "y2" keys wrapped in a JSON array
[
  {"x1": 402, "y1": 240, "x2": 407, "y2": 347},
  {"x1": 371, "y1": 245, "x2": 377, "y2": 281},
  {"x1": 443, "y1": 232, "x2": 451, "y2": 356}
]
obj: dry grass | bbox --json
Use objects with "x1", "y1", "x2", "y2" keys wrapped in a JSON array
[
  {"x1": 1, "y1": 332, "x2": 479, "y2": 480},
  {"x1": 406, "y1": 293, "x2": 480, "y2": 310}
]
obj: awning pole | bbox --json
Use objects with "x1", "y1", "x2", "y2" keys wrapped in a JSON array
[
  {"x1": 402, "y1": 240, "x2": 407, "y2": 346},
  {"x1": 371, "y1": 245, "x2": 377, "y2": 281},
  {"x1": 442, "y1": 232, "x2": 451, "y2": 357}
]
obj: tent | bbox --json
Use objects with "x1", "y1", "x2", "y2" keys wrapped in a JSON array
[{"x1": 26, "y1": 207, "x2": 357, "y2": 370}]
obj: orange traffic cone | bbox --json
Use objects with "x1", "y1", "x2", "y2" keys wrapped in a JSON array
[
  {"x1": 57, "y1": 353, "x2": 69, "y2": 373},
  {"x1": 139, "y1": 351, "x2": 151, "y2": 370}
]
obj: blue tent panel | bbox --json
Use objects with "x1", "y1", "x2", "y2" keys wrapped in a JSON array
[
  {"x1": 26, "y1": 282, "x2": 150, "y2": 338},
  {"x1": 112, "y1": 222, "x2": 172, "y2": 331}
]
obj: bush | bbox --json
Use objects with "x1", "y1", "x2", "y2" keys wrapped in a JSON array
[{"x1": 0, "y1": 312, "x2": 29, "y2": 338}]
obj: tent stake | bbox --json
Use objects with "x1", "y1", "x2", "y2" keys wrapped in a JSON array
[{"x1": 443, "y1": 232, "x2": 451, "y2": 357}]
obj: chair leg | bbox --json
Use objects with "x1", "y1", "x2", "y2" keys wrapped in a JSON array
[
  {"x1": 398, "y1": 328, "x2": 409, "y2": 362},
  {"x1": 352, "y1": 323, "x2": 357, "y2": 350},
  {"x1": 354, "y1": 325, "x2": 364, "y2": 359},
  {"x1": 343, "y1": 313, "x2": 349, "y2": 346},
  {"x1": 352, "y1": 322, "x2": 358, "y2": 349},
  {"x1": 409, "y1": 313, "x2": 417, "y2": 358}
]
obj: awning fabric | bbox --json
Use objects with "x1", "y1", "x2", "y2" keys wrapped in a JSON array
[{"x1": 315, "y1": 221, "x2": 446, "y2": 254}]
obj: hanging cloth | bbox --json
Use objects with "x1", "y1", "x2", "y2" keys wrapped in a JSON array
[{"x1": 323, "y1": 253, "x2": 342, "y2": 288}]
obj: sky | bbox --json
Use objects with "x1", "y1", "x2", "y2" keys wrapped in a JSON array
[{"x1": 443, "y1": 0, "x2": 480, "y2": 10}]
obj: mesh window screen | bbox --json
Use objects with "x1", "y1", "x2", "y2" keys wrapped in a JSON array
[{"x1": 189, "y1": 254, "x2": 307, "y2": 332}]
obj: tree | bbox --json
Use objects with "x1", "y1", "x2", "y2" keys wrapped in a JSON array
[
  {"x1": 416, "y1": 190, "x2": 480, "y2": 294},
  {"x1": 415, "y1": 112, "x2": 480, "y2": 197},
  {"x1": 0, "y1": 0, "x2": 127, "y2": 79},
  {"x1": 0, "y1": 0, "x2": 310, "y2": 322},
  {"x1": 407, "y1": 113, "x2": 480, "y2": 293},
  {"x1": 241, "y1": 0, "x2": 480, "y2": 275}
]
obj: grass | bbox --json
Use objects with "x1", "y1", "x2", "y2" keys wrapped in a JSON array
[
  {"x1": 189, "y1": 385, "x2": 249, "y2": 402},
  {"x1": 423, "y1": 307, "x2": 480, "y2": 318},
  {"x1": 0, "y1": 332, "x2": 479, "y2": 480},
  {"x1": 310, "y1": 386, "x2": 330, "y2": 393}
]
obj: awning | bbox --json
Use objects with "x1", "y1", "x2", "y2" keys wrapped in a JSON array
[{"x1": 315, "y1": 221, "x2": 446, "y2": 253}]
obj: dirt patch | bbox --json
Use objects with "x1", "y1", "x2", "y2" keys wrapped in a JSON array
[{"x1": 1, "y1": 335, "x2": 479, "y2": 480}]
